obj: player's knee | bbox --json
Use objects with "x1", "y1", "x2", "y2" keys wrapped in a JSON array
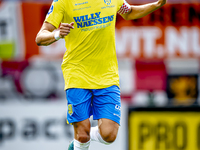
[
  {"x1": 103, "y1": 133, "x2": 117, "y2": 143},
  {"x1": 101, "y1": 129, "x2": 118, "y2": 143},
  {"x1": 73, "y1": 119, "x2": 91, "y2": 143},
  {"x1": 99, "y1": 119, "x2": 119, "y2": 143},
  {"x1": 77, "y1": 133, "x2": 90, "y2": 143}
]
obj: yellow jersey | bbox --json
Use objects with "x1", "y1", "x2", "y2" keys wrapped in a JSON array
[{"x1": 45, "y1": 0, "x2": 124, "y2": 90}]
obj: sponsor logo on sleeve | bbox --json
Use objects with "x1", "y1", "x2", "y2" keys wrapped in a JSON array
[{"x1": 47, "y1": 5, "x2": 54, "y2": 15}]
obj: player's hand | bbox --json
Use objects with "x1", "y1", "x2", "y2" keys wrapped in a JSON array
[
  {"x1": 158, "y1": 0, "x2": 167, "y2": 7},
  {"x1": 59, "y1": 22, "x2": 74, "y2": 38}
]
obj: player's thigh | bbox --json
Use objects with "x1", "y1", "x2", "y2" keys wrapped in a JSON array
[
  {"x1": 92, "y1": 85, "x2": 121, "y2": 125},
  {"x1": 66, "y1": 88, "x2": 93, "y2": 124}
]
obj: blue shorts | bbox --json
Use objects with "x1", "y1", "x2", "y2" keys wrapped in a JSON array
[{"x1": 66, "y1": 85, "x2": 121, "y2": 125}]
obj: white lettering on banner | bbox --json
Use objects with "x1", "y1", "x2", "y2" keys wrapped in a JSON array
[
  {"x1": 115, "y1": 27, "x2": 136, "y2": 56},
  {"x1": 142, "y1": 27, "x2": 162, "y2": 58},
  {"x1": 116, "y1": 27, "x2": 162, "y2": 58},
  {"x1": 116, "y1": 26, "x2": 200, "y2": 58},
  {"x1": 191, "y1": 27, "x2": 200, "y2": 55},
  {"x1": 166, "y1": 26, "x2": 189, "y2": 57},
  {"x1": 130, "y1": 29, "x2": 141, "y2": 57}
]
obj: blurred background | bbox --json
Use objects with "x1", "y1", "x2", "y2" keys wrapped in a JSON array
[{"x1": 0, "y1": 0, "x2": 200, "y2": 150}]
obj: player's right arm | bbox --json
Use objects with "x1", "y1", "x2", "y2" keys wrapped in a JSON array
[
  {"x1": 35, "y1": 22, "x2": 74, "y2": 46},
  {"x1": 35, "y1": 0, "x2": 75, "y2": 46}
]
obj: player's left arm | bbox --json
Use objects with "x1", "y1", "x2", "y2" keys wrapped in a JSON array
[{"x1": 120, "y1": 0, "x2": 167, "y2": 20}]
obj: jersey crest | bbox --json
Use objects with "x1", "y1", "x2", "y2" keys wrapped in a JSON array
[{"x1": 68, "y1": 104, "x2": 73, "y2": 116}]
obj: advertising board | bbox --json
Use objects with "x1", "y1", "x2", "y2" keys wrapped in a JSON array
[{"x1": 129, "y1": 107, "x2": 200, "y2": 150}]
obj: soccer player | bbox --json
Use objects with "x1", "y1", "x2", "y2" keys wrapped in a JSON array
[{"x1": 35, "y1": 0, "x2": 167, "y2": 150}]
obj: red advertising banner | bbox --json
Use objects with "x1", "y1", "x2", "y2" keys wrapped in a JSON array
[{"x1": 115, "y1": 3, "x2": 200, "y2": 59}]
